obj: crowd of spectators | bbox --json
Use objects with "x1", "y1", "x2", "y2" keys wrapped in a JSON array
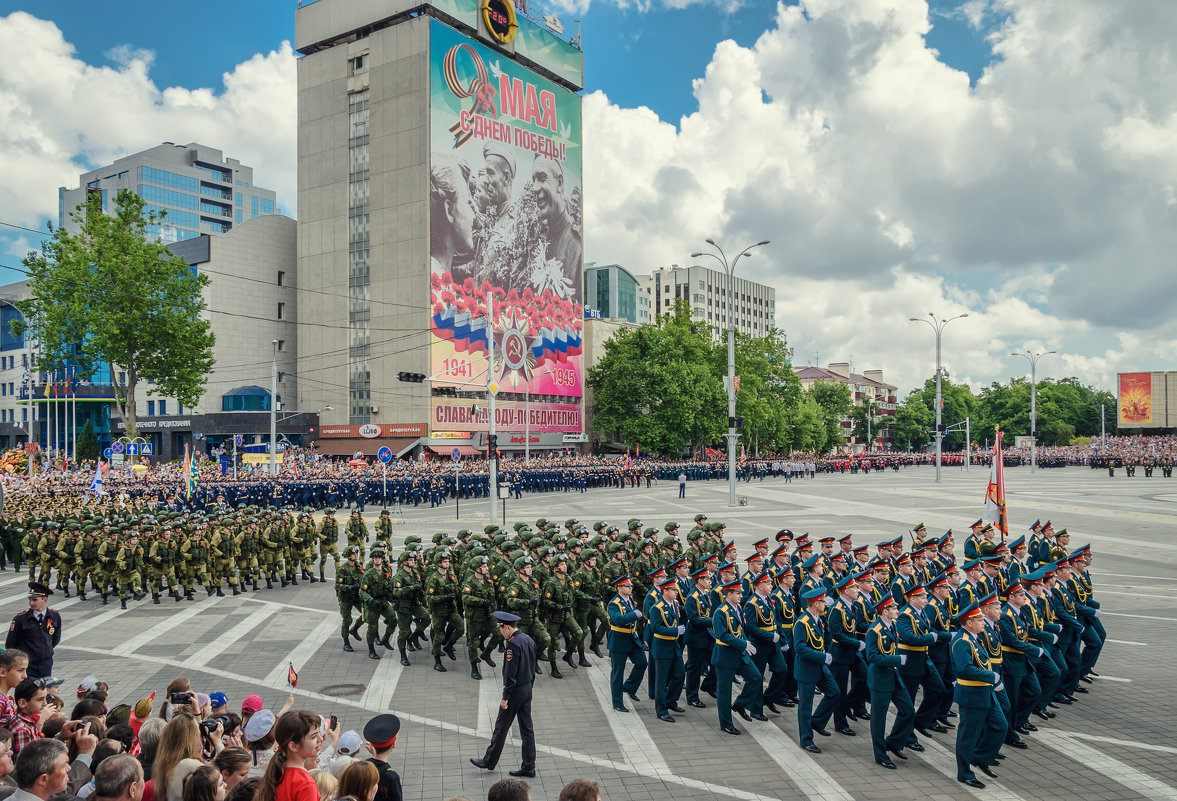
[{"x1": 0, "y1": 649, "x2": 603, "y2": 801}]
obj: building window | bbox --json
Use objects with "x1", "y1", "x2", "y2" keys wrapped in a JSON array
[
  {"x1": 147, "y1": 400, "x2": 155, "y2": 416},
  {"x1": 251, "y1": 196, "x2": 258, "y2": 219},
  {"x1": 277, "y1": 302, "x2": 285, "y2": 320},
  {"x1": 277, "y1": 340, "x2": 285, "y2": 351},
  {"x1": 235, "y1": 192, "x2": 243, "y2": 206},
  {"x1": 277, "y1": 271, "x2": 285, "y2": 286},
  {"x1": 350, "y1": 53, "x2": 369, "y2": 75},
  {"x1": 277, "y1": 372, "x2": 285, "y2": 383},
  {"x1": 158, "y1": 400, "x2": 167, "y2": 416},
  {"x1": 235, "y1": 210, "x2": 242, "y2": 223},
  {"x1": 178, "y1": 403, "x2": 183, "y2": 415}
]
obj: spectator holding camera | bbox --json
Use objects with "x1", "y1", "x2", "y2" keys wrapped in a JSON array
[{"x1": 151, "y1": 715, "x2": 204, "y2": 801}]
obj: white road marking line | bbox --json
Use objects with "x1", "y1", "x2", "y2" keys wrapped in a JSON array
[
  {"x1": 110, "y1": 594, "x2": 219, "y2": 656},
  {"x1": 189, "y1": 604, "x2": 278, "y2": 667},
  {"x1": 742, "y1": 716, "x2": 853, "y2": 801},
  {"x1": 1055, "y1": 731, "x2": 1177, "y2": 755},
  {"x1": 1094, "y1": 572, "x2": 1177, "y2": 582},
  {"x1": 61, "y1": 605, "x2": 129, "y2": 641},
  {"x1": 1038, "y1": 730, "x2": 1177, "y2": 800},
  {"x1": 56, "y1": 644, "x2": 783, "y2": 801},
  {"x1": 916, "y1": 736, "x2": 1030, "y2": 801},
  {"x1": 241, "y1": 596, "x2": 336, "y2": 615},
  {"x1": 1093, "y1": 675, "x2": 1132, "y2": 683},
  {"x1": 1102, "y1": 612, "x2": 1177, "y2": 623},
  {"x1": 358, "y1": 647, "x2": 404, "y2": 711},
  {"x1": 476, "y1": 663, "x2": 501, "y2": 740},
  {"x1": 262, "y1": 614, "x2": 340, "y2": 686},
  {"x1": 1094, "y1": 591, "x2": 1176, "y2": 601},
  {"x1": 1105, "y1": 639, "x2": 1146, "y2": 646},
  {"x1": 583, "y1": 654, "x2": 669, "y2": 774}
]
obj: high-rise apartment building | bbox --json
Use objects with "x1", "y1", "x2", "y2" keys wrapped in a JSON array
[
  {"x1": 295, "y1": 0, "x2": 586, "y2": 458},
  {"x1": 650, "y1": 264, "x2": 776, "y2": 340},
  {"x1": 59, "y1": 142, "x2": 277, "y2": 242},
  {"x1": 584, "y1": 263, "x2": 651, "y2": 324}
]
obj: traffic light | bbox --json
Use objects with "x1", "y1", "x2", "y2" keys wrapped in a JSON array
[
  {"x1": 488, "y1": 434, "x2": 498, "y2": 451},
  {"x1": 433, "y1": 386, "x2": 458, "y2": 397},
  {"x1": 397, "y1": 372, "x2": 426, "y2": 383}
]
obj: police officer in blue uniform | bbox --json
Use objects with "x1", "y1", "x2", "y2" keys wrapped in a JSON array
[
  {"x1": 469, "y1": 611, "x2": 537, "y2": 778},
  {"x1": 5, "y1": 582, "x2": 61, "y2": 678}
]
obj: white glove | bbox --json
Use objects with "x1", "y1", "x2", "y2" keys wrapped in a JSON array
[
  {"x1": 995, "y1": 682, "x2": 1005, "y2": 693},
  {"x1": 676, "y1": 625, "x2": 686, "y2": 635},
  {"x1": 781, "y1": 642, "x2": 790, "y2": 652},
  {"x1": 992, "y1": 671, "x2": 1001, "y2": 685},
  {"x1": 824, "y1": 653, "x2": 833, "y2": 665},
  {"x1": 1094, "y1": 609, "x2": 1102, "y2": 618},
  {"x1": 858, "y1": 641, "x2": 866, "y2": 652},
  {"x1": 1037, "y1": 647, "x2": 1044, "y2": 658},
  {"x1": 634, "y1": 610, "x2": 643, "y2": 620},
  {"x1": 1052, "y1": 634, "x2": 1058, "y2": 644},
  {"x1": 900, "y1": 655, "x2": 907, "y2": 665},
  {"x1": 1079, "y1": 626, "x2": 1085, "y2": 635},
  {"x1": 772, "y1": 633, "x2": 780, "y2": 643}
]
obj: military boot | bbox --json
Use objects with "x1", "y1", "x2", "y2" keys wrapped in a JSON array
[
  {"x1": 433, "y1": 655, "x2": 447, "y2": 672},
  {"x1": 216, "y1": 586, "x2": 226, "y2": 597},
  {"x1": 343, "y1": 636, "x2": 354, "y2": 653},
  {"x1": 319, "y1": 570, "x2": 326, "y2": 583},
  {"x1": 399, "y1": 648, "x2": 411, "y2": 666},
  {"x1": 102, "y1": 592, "x2": 108, "y2": 605},
  {"x1": 562, "y1": 651, "x2": 577, "y2": 669},
  {"x1": 153, "y1": 593, "x2": 161, "y2": 605},
  {"x1": 252, "y1": 580, "x2": 259, "y2": 591},
  {"x1": 232, "y1": 585, "x2": 241, "y2": 596},
  {"x1": 349, "y1": 621, "x2": 363, "y2": 640},
  {"x1": 206, "y1": 585, "x2": 215, "y2": 597},
  {"x1": 471, "y1": 661, "x2": 483, "y2": 681},
  {"x1": 481, "y1": 645, "x2": 497, "y2": 668},
  {"x1": 368, "y1": 643, "x2": 381, "y2": 660},
  {"x1": 549, "y1": 660, "x2": 563, "y2": 679},
  {"x1": 120, "y1": 598, "x2": 127, "y2": 609}
]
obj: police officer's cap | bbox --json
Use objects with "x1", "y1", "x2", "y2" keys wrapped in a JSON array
[
  {"x1": 363, "y1": 714, "x2": 401, "y2": 748},
  {"x1": 492, "y1": 610, "x2": 521, "y2": 624},
  {"x1": 27, "y1": 582, "x2": 53, "y2": 598}
]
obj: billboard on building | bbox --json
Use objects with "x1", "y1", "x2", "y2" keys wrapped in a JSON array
[
  {"x1": 428, "y1": 19, "x2": 583, "y2": 411},
  {"x1": 1118, "y1": 372, "x2": 1153, "y2": 425}
]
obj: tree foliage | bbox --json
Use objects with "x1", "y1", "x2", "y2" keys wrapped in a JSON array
[
  {"x1": 18, "y1": 190, "x2": 216, "y2": 437},
  {"x1": 76, "y1": 419, "x2": 99, "y2": 463},
  {"x1": 587, "y1": 300, "x2": 830, "y2": 455},
  {"x1": 808, "y1": 381, "x2": 852, "y2": 451}
]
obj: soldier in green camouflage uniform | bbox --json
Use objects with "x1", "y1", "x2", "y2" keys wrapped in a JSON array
[
  {"x1": 71, "y1": 525, "x2": 100, "y2": 601},
  {"x1": 55, "y1": 523, "x2": 81, "y2": 597},
  {"x1": 38, "y1": 522, "x2": 59, "y2": 586},
  {"x1": 335, "y1": 546, "x2": 364, "y2": 652},
  {"x1": 317, "y1": 509, "x2": 340, "y2": 582},
  {"x1": 573, "y1": 550, "x2": 608, "y2": 658},
  {"x1": 261, "y1": 514, "x2": 287, "y2": 588},
  {"x1": 96, "y1": 527, "x2": 121, "y2": 604},
  {"x1": 461, "y1": 555, "x2": 499, "y2": 680},
  {"x1": 115, "y1": 531, "x2": 145, "y2": 609},
  {"x1": 374, "y1": 510, "x2": 393, "y2": 545},
  {"x1": 210, "y1": 519, "x2": 237, "y2": 596},
  {"x1": 147, "y1": 526, "x2": 182, "y2": 603},
  {"x1": 505, "y1": 555, "x2": 551, "y2": 670},
  {"x1": 346, "y1": 510, "x2": 368, "y2": 562},
  {"x1": 425, "y1": 550, "x2": 464, "y2": 671},
  {"x1": 288, "y1": 514, "x2": 310, "y2": 583},
  {"x1": 392, "y1": 550, "x2": 427, "y2": 665},
  {"x1": 360, "y1": 548, "x2": 397, "y2": 660},
  {"x1": 541, "y1": 554, "x2": 584, "y2": 678},
  {"x1": 237, "y1": 517, "x2": 261, "y2": 590},
  {"x1": 180, "y1": 526, "x2": 212, "y2": 598}
]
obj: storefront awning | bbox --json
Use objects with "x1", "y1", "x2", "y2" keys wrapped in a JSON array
[{"x1": 312, "y1": 437, "x2": 419, "y2": 457}]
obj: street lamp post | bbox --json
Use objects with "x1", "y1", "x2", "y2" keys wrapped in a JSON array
[
  {"x1": 269, "y1": 339, "x2": 278, "y2": 476},
  {"x1": 1010, "y1": 349, "x2": 1055, "y2": 471},
  {"x1": 909, "y1": 313, "x2": 969, "y2": 483},
  {"x1": 692, "y1": 239, "x2": 770, "y2": 507}
]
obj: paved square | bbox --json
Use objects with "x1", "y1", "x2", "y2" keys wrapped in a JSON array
[{"x1": 13, "y1": 465, "x2": 1177, "y2": 801}]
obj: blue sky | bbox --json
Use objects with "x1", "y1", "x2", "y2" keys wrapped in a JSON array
[{"x1": 2, "y1": 0, "x2": 1171, "y2": 395}]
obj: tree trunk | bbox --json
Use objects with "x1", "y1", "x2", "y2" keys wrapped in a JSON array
[{"x1": 124, "y1": 366, "x2": 138, "y2": 438}]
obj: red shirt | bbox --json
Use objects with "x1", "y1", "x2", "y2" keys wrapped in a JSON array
[{"x1": 274, "y1": 766, "x2": 318, "y2": 801}]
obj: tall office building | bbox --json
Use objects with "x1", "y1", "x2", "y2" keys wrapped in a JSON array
[
  {"x1": 584, "y1": 263, "x2": 651, "y2": 324},
  {"x1": 296, "y1": 0, "x2": 586, "y2": 457},
  {"x1": 59, "y1": 142, "x2": 277, "y2": 242},
  {"x1": 650, "y1": 264, "x2": 776, "y2": 340}
]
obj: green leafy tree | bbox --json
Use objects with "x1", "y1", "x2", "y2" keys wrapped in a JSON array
[
  {"x1": 18, "y1": 190, "x2": 215, "y2": 437},
  {"x1": 730, "y1": 329, "x2": 802, "y2": 454},
  {"x1": 850, "y1": 398, "x2": 889, "y2": 449},
  {"x1": 587, "y1": 300, "x2": 724, "y2": 454},
  {"x1": 791, "y1": 393, "x2": 827, "y2": 452},
  {"x1": 891, "y1": 393, "x2": 934, "y2": 451},
  {"x1": 808, "y1": 381, "x2": 852, "y2": 453},
  {"x1": 75, "y1": 419, "x2": 99, "y2": 463}
]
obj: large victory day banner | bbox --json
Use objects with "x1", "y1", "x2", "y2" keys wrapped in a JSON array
[{"x1": 428, "y1": 19, "x2": 583, "y2": 432}]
